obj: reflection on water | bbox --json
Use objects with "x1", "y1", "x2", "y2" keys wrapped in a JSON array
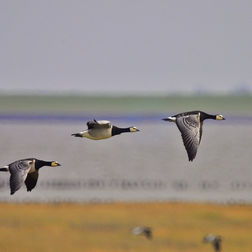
[{"x1": 0, "y1": 118, "x2": 251, "y2": 203}]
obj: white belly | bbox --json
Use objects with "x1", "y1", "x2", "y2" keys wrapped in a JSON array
[{"x1": 83, "y1": 128, "x2": 112, "y2": 140}]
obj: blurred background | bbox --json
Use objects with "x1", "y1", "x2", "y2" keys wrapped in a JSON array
[{"x1": 0, "y1": 1, "x2": 251, "y2": 251}]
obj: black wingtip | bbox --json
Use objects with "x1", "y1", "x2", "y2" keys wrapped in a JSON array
[{"x1": 188, "y1": 156, "x2": 195, "y2": 162}]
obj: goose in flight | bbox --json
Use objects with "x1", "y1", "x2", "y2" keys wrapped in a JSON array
[
  {"x1": 131, "y1": 226, "x2": 152, "y2": 239},
  {"x1": 72, "y1": 119, "x2": 139, "y2": 140},
  {"x1": 163, "y1": 111, "x2": 225, "y2": 161},
  {"x1": 203, "y1": 234, "x2": 222, "y2": 252},
  {"x1": 0, "y1": 158, "x2": 61, "y2": 195}
]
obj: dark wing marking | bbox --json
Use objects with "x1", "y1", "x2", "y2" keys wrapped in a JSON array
[
  {"x1": 87, "y1": 119, "x2": 111, "y2": 129},
  {"x1": 9, "y1": 160, "x2": 32, "y2": 195},
  {"x1": 87, "y1": 120, "x2": 95, "y2": 129},
  {"x1": 176, "y1": 114, "x2": 201, "y2": 161},
  {"x1": 199, "y1": 121, "x2": 203, "y2": 143},
  {"x1": 25, "y1": 171, "x2": 39, "y2": 192}
]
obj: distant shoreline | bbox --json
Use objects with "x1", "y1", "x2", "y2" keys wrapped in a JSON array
[{"x1": 0, "y1": 94, "x2": 251, "y2": 115}]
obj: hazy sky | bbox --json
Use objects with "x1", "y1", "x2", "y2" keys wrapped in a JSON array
[{"x1": 0, "y1": 0, "x2": 251, "y2": 94}]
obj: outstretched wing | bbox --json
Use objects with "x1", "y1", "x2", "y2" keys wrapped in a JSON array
[
  {"x1": 9, "y1": 160, "x2": 32, "y2": 195},
  {"x1": 87, "y1": 119, "x2": 111, "y2": 129},
  {"x1": 25, "y1": 171, "x2": 39, "y2": 192},
  {"x1": 176, "y1": 114, "x2": 201, "y2": 161}
]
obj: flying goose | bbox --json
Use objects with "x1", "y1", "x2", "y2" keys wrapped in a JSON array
[
  {"x1": 163, "y1": 111, "x2": 225, "y2": 161},
  {"x1": 0, "y1": 158, "x2": 61, "y2": 195},
  {"x1": 72, "y1": 119, "x2": 140, "y2": 140},
  {"x1": 203, "y1": 234, "x2": 222, "y2": 252},
  {"x1": 131, "y1": 226, "x2": 152, "y2": 239}
]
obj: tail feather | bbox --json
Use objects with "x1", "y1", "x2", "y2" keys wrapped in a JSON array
[
  {"x1": 0, "y1": 166, "x2": 9, "y2": 172},
  {"x1": 71, "y1": 133, "x2": 83, "y2": 137},
  {"x1": 162, "y1": 116, "x2": 176, "y2": 122}
]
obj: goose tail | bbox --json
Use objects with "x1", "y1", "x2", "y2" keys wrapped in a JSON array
[
  {"x1": 71, "y1": 133, "x2": 83, "y2": 138},
  {"x1": 162, "y1": 116, "x2": 176, "y2": 122},
  {"x1": 0, "y1": 166, "x2": 9, "y2": 172}
]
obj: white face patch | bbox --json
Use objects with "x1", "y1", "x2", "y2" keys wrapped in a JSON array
[
  {"x1": 29, "y1": 160, "x2": 36, "y2": 173},
  {"x1": 51, "y1": 161, "x2": 60, "y2": 167},
  {"x1": 216, "y1": 115, "x2": 225, "y2": 120},
  {"x1": 130, "y1": 127, "x2": 139, "y2": 132}
]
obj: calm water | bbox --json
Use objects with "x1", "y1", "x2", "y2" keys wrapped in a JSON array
[{"x1": 0, "y1": 117, "x2": 251, "y2": 203}]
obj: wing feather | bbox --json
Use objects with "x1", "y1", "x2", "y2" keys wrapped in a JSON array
[
  {"x1": 9, "y1": 160, "x2": 32, "y2": 195},
  {"x1": 25, "y1": 171, "x2": 39, "y2": 192},
  {"x1": 87, "y1": 119, "x2": 111, "y2": 129},
  {"x1": 176, "y1": 114, "x2": 201, "y2": 161}
]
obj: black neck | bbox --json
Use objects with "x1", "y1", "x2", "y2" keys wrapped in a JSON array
[
  {"x1": 35, "y1": 160, "x2": 52, "y2": 170},
  {"x1": 201, "y1": 112, "x2": 216, "y2": 120},
  {"x1": 112, "y1": 126, "x2": 130, "y2": 136}
]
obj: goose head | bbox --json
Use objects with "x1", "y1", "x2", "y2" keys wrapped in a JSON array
[
  {"x1": 51, "y1": 161, "x2": 61, "y2": 167},
  {"x1": 129, "y1": 126, "x2": 140, "y2": 132},
  {"x1": 216, "y1": 114, "x2": 225, "y2": 120}
]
